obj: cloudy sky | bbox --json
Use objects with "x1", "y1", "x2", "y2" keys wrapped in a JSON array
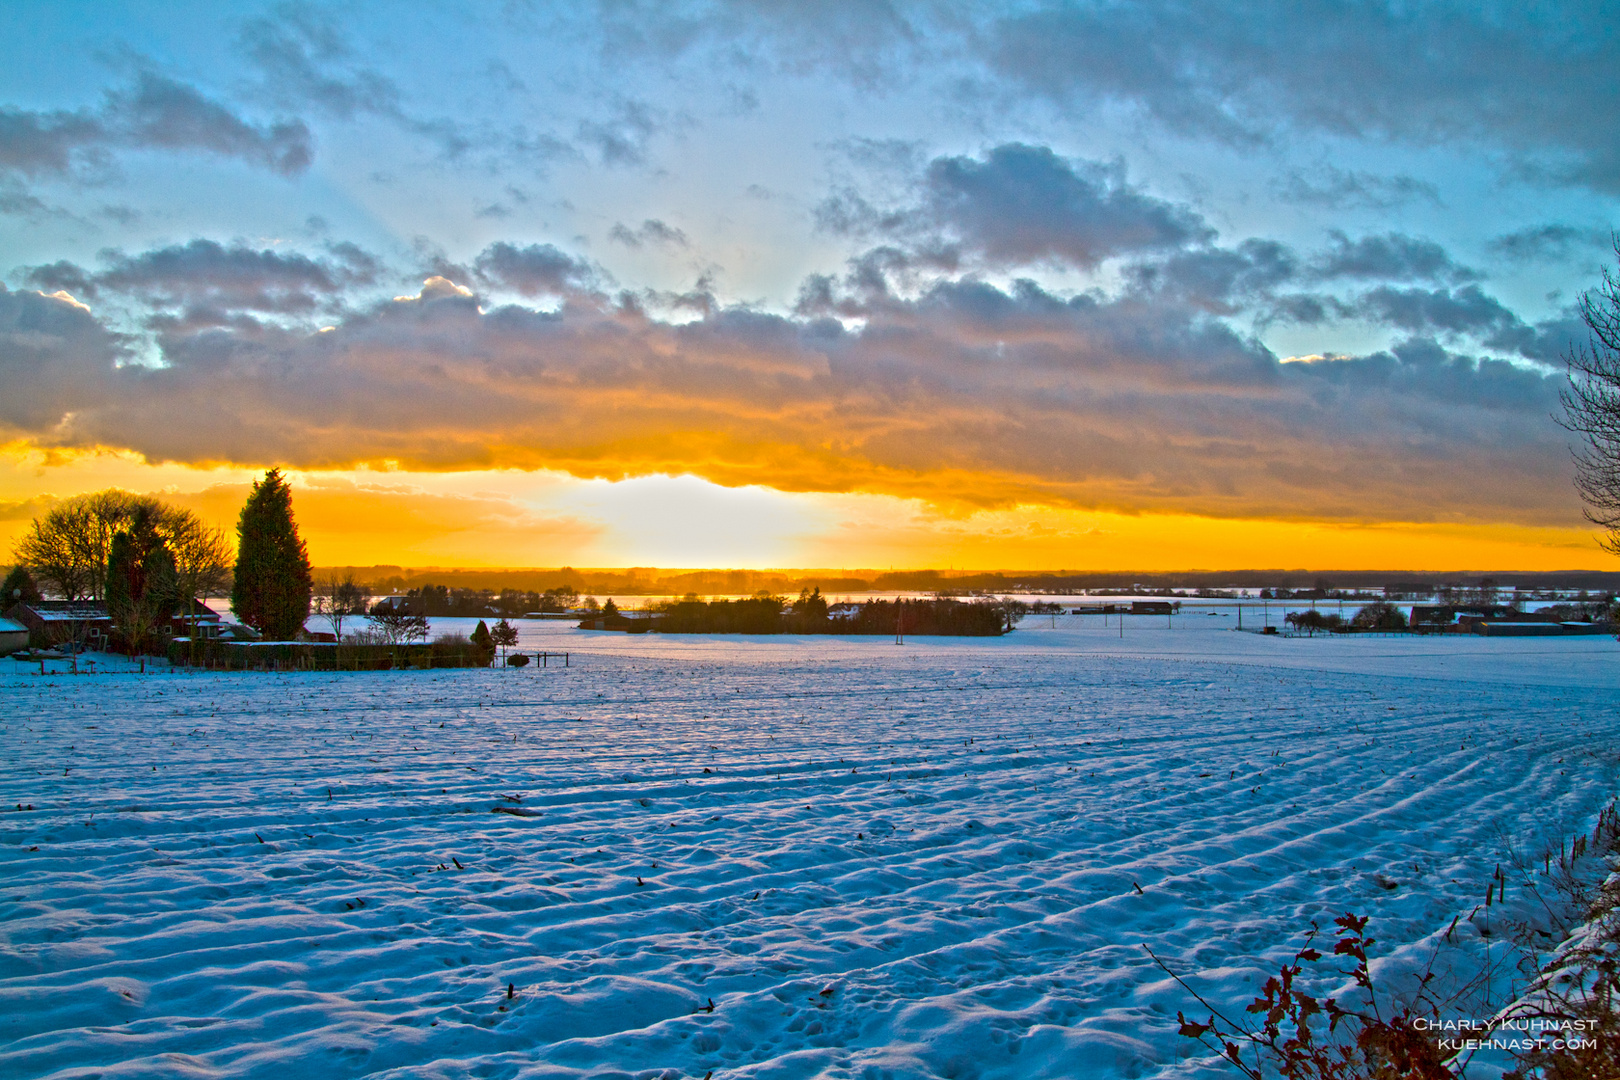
[{"x1": 2, "y1": 1, "x2": 1617, "y2": 570}]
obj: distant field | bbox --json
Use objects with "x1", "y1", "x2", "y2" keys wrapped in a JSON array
[{"x1": 2, "y1": 622, "x2": 1617, "y2": 1079}]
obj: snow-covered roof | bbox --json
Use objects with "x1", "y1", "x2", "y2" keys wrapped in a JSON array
[
  {"x1": 0, "y1": 617, "x2": 26, "y2": 633},
  {"x1": 28, "y1": 608, "x2": 111, "y2": 622}
]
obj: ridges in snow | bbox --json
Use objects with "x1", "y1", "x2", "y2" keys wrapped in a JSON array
[{"x1": 1, "y1": 636, "x2": 1617, "y2": 1079}]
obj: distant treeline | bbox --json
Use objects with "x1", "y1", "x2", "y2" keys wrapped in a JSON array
[
  {"x1": 391, "y1": 583, "x2": 577, "y2": 617},
  {"x1": 826, "y1": 598, "x2": 1010, "y2": 636},
  {"x1": 599, "y1": 592, "x2": 1013, "y2": 636},
  {"x1": 317, "y1": 565, "x2": 1620, "y2": 599}
]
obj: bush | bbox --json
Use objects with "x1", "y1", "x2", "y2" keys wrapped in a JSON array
[
  {"x1": 430, "y1": 632, "x2": 489, "y2": 668},
  {"x1": 1286, "y1": 609, "x2": 1345, "y2": 636},
  {"x1": 1163, "y1": 914, "x2": 1453, "y2": 1079},
  {"x1": 1350, "y1": 601, "x2": 1408, "y2": 631},
  {"x1": 506, "y1": 653, "x2": 530, "y2": 667}
]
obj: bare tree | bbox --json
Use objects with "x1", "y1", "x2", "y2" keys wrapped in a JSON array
[
  {"x1": 313, "y1": 574, "x2": 369, "y2": 640},
  {"x1": 367, "y1": 610, "x2": 429, "y2": 646},
  {"x1": 1563, "y1": 244, "x2": 1620, "y2": 554},
  {"x1": 13, "y1": 489, "x2": 192, "y2": 600},
  {"x1": 14, "y1": 498, "x2": 99, "y2": 600},
  {"x1": 168, "y1": 517, "x2": 234, "y2": 661}
]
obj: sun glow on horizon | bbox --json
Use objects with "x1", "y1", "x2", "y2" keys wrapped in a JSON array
[{"x1": 0, "y1": 447, "x2": 1610, "y2": 573}]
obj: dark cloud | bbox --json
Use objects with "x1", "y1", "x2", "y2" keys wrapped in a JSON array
[
  {"x1": 815, "y1": 148, "x2": 1538, "y2": 356},
  {"x1": 1312, "y1": 231, "x2": 1478, "y2": 284},
  {"x1": 1480, "y1": 311, "x2": 1586, "y2": 366},
  {"x1": 922, "y1": 144, "x2": 1211, "y2": 268},
  {"x1": 19, "y1": 260, "x2": 98, "y2": 299},
  {"x1": 0, "y1": 106, "x2": 107, "y2": 179},
  {"x1": 0, "y1": 266, "x2": 1575, "y2": 526},
  {"x1": 982, "y1": 2, "x2": 1620, "y2": 191},
  {"x1": 0, "y1": 72, "x2": 310, "y2": 187},
  {"x1": 576, "y1": 100, "x2": 663, "y2": 167},
  {"x1": 18, "y1": 240, "x2": 381, "y2": 322},
  {"x1": 472, "y1": 242, "x2": 603, "y2": 297},
  {"x1": 97, "y1": 204, "x2": 142, "y2": 226},
  {"x1": 1342, "y1": 283, "x2": 1580, "y2": 365},
  {"x1": 1127, "y1": 238, "x2": 1297, "y2": 313},
  {"x1": 822, "y1": 143, "x2": 1212, "y2": 271},
  {"x1": 108, "y1": 73, "x2": 311, "y2": 175},
  {"x1": 813, "y1": 187, "x2": 893, "y2": 236},
  {"x1": 1354, "y1": 284, "x2": 1522, "y2": 339},
  {"x1": 0, "y1": 285, "x2": 123, "y2": 431},
  {"x1": 589, "y1": 0, "x2": 935, "y2": 91},
  {"x1": 0, "y1": 186, "x2": 59, "y2": 220},
  {"x1": 1272, "y1": 166, "x2": 1441, "y2": 210},
  {"x1": 239, "y1": 5, "x2": 480, "y2": 159},
  {"x1": 239, "y1": 6, "x2": 403, "y2": 123},
  {"x1": 1285, "y1": 338, "x2": 1557, "y2": 415},
  {"x1": 1264, "y1": 293, "x2": 1347, "y2": 326},
  {"x1": 1489, "y1": 224, "x2": 1610, "y2": 263},
  {"x1": 609, "y1": 219, "x2": 690, "y2": 249}
]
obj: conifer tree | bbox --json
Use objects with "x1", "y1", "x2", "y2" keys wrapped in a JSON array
[
  {"x1": 106, "y1": 506, "x2": 178, "y2": 659},
  {"x1": 470, "y1": 619, "x2": 495, "y2": 666},
  {"x1": 231, "y1": 469, "x2": 313, "y2": 640}
]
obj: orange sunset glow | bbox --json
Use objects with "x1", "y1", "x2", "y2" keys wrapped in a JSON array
[{"x1": 2, "y1": 5, "x2": 1616, "y2": 577}]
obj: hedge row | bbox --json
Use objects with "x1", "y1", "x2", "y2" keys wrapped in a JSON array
[{"x1": 168, "y1": 639, "x2": 494, "y2": 671}]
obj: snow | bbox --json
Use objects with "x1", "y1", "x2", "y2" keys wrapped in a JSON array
[{"x1": 2, "y1": 615, "x2": 1618, "y2": 1079}]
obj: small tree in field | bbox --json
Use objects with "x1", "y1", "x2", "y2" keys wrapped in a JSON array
[
  {"x1": 314, "y1": 574, "x2": 369, "y2": 640},
  {"x1": 470, "y1": 620, "x2": 495, "y2": 666},
  {"x1": 490, "y1": 618, "x2": 519, "y2": 663},
  {"x1": 231, "y1": 470, "x2": 313, "y2": 640}
]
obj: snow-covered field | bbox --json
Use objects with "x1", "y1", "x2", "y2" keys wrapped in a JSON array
[{"x1": 3, "y1": 619, "x2": 1618, "y2": 1080}]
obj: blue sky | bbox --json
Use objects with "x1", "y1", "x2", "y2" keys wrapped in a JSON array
[{"x1": 1, "y1": 2, "x2": 1617, "y2": 568}]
